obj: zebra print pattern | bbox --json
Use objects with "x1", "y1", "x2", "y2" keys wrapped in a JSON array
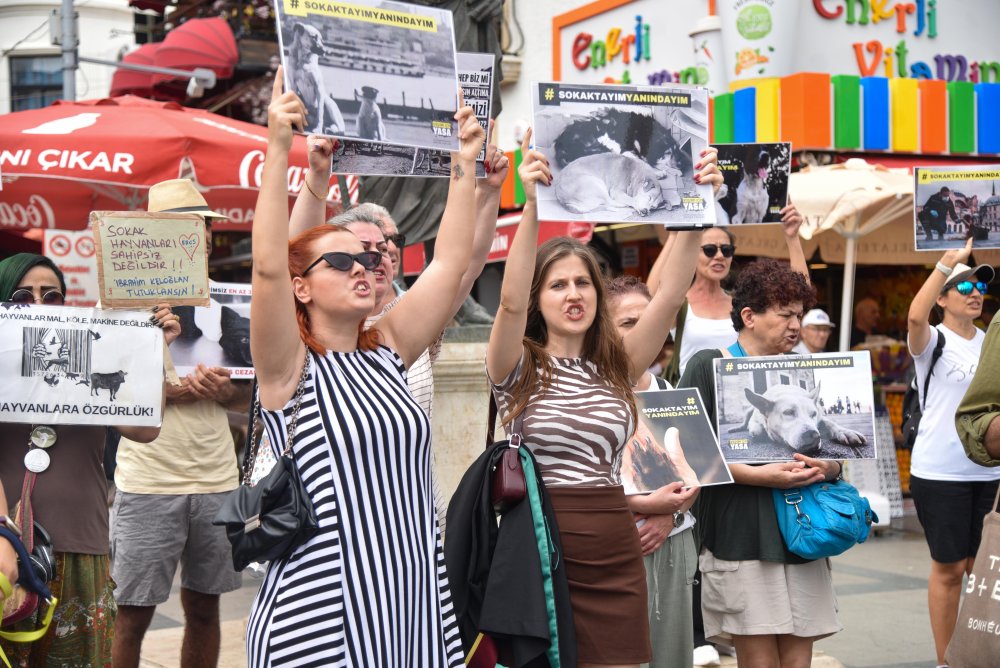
[
  {"x1": 246, "y1": 347, "x2": 464, "y2": 667},
  {"x1": 492, "y1": 352, "x2": 634, "y2": 487}
]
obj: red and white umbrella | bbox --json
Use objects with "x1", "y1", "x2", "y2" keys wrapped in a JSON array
[{"x1": 0, "y1": 95, "x2": 359, "y2": 233}]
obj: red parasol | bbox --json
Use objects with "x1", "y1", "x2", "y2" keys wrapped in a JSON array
[{"x1": 0, "y1": 95, "x2": 358, "y2": 233}]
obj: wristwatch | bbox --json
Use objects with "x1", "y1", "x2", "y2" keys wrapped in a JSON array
[{"x1": 672, "y1": 511, "x2": 684, "y2": 528}]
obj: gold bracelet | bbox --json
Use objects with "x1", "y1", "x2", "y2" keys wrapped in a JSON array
[{"x1": 304, "y1": 178, "x2": 329, "y2": 201}]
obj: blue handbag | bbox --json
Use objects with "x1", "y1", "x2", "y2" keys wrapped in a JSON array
[{"x1": 772, "y1": 480, "x2": 878, "y2": 560}]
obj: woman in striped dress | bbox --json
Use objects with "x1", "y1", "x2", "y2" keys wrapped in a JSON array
[
  {"x1": 486, "y1": 131, "x2": 722, "y2": 667},
  {"x1": 245, "y1": 69, "x2": 484, "y2": 667}
]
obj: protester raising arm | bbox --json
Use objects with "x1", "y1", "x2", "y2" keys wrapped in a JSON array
[
  {"x1": 907, "y1": 238, "x2": 973, "y2": 356},
  {"x1": 486, "y1": 129, "x2": 551, "y2": 382},
  {"x1": 781, "y1": 199, "x2": 810, "y2": 282},
  {"x1": 289, "y1": 135, "x2": 336, "y2": 238}
]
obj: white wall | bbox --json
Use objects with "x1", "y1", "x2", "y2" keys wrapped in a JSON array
[{"x1": 0, "y1": 0, "x2": 136, "y2": 114}]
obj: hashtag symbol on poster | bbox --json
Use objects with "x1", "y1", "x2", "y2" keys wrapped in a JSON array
[
  {"x1": 290, "y1": 0, "x2": 298, "y2": 8},
  {"x1": 544, "y1": 88, "x2": 555, "y2": 101}
]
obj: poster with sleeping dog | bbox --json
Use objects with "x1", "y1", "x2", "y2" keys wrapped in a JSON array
[
  {"x1": 170, "y1": 282, "x2": 254, "y2": 379},
  {"x1": 532, "y1": 82, "x2": 715, "y2": 226},
  {"x1": 275, "y1": 0, "x2": 460, "y2": 152},
  {"x1": 622, "y1": 388, "x2": 733, "y2": 495},
  {"x1": 713, "y1": 352, "x2": 877, "y2": 463},
  {"x1": 715, "y1": 142, "x2": 791, "y2": 225}
]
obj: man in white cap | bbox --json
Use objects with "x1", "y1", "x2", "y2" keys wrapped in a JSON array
[
  {"x1": 111, "y1": 179, "x2": 250, "y2": 668},
  {"x1": 792, "y1": 308, "x2": 836, "y2": 354}
]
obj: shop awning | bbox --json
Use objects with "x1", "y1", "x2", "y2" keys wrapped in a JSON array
[
  {"x1": 128, "y1": 0, "x2": 172, "y2": 12},
  {"x1": 152, "y1": 17, "x2": 238, "y2": 87},
  {"x1": 402, "y1": 213, "x2": 594, "y2": 276},
  {"x1": 110, "y1": 43, "x2": 183, "y2": 101}
]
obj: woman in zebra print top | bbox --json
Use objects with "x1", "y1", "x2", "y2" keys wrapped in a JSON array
[
  {"x1": 486, "y1": 131, "x2": 723, "y2": 667},
  {"x1": 244, "y1": 69, "x2": 483, "y2": 667}
]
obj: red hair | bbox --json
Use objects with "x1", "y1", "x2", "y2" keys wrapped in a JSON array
[{"x1": 288, "y1": 225, "x2": 381, "y2": 355}]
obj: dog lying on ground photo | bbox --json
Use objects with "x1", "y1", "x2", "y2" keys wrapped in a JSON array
[
  {"x1": 554, "y1": 153, "x2": 665, "y2": 217},
  {"x1": 739, "y1": 382, "x2": 867, "y2": 455},
  {"x1": 730, "y1": 145, "x2": 771, "y2": 225}
]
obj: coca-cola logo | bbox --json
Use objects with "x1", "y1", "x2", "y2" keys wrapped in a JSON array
[
  {"x1": 238, "y1": 150, "x2": 309, "y2": 195},
  {"x1": 0, "y1": 195, "x2": 56, "y2": 229}
]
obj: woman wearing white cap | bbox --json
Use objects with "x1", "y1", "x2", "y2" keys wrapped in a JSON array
[
  {"x1": 792, "y1": 309, "x2": 835, "y2": 354},
  {"x1": 906, "y1": 238, "x2": 1000, "y2": 668}
]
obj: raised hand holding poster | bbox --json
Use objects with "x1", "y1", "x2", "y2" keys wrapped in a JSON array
[{"x1": 91, "y1": 211, "x2": 210, "y2": 308}]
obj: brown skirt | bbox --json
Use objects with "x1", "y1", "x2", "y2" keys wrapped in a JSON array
[{"x1": 548, "y1": 484, "x2": 651, "y2": 664}]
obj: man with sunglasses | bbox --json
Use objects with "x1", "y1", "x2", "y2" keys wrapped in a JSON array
[{"x1": 112, "y1": 180, "x2": 252, "y2": 668}]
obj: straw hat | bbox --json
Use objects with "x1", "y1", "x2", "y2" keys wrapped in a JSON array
[{"x1": 147, "y1": 179, "x2": 228, "y2": 220}]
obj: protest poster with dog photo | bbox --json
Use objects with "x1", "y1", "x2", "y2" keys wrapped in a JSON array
[
  {"x1": 0, "y1": 304, "x2": 163, "y2": 426},
  {"x1": 331, "y1": 51, "x2": 494, "y2": 177},
  {"x1": 622, "y1": 388, "x2": 733, "y2": 495},
  {"x1": 531, "y1": 82, "x2": 715, "y2": 226},
  {"x1": 713, "y1": 352, "x2": 877, "y2": 462},
  {"x1": 715, "y1": 142, "x2": 791, "y2": 225},
  {"x1": 914, "y1": 165, "x2": 1000, "y2": 251},
  {"x1": 275, "y1": 0, "x2": 460, "y2": 152},
  {"x1": 171, "y1": 282, "x2": 253, "y2": 379}
]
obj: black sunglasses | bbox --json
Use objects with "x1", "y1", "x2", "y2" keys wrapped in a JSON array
[
  {"x1": 385, "y1": 233, "x2": 406, "y2": 248},
  {"x1": 304, "y1": 251, "x2": 383, "y2": 275},
  {"x1": 952, "y1": 280, "x2": 989, "y2": 296},
  {"x1": 701, "y1": 243, "x2": 736, "y2": 259},
  {"x1": 10, "y1": 288, "x2": 65, "y2": 305}
]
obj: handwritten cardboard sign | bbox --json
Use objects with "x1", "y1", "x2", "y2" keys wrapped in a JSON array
[{"x1": 90, "y1": 211, "x2": 210, "y2": 308}]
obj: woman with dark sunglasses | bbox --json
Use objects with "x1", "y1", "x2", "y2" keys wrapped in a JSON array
[
  {"x1": 649, "y1": 201, "x2": 808, "y2": 385},
  {"x1": 0, "y1": 252, "x2": 178, "y2": 666},
  {"x1": 905, "y1": 238, "x2": 1000, "y2": 668},
  {"x1": 244, "y1": 69, "x2": 483, "y2": 666}
]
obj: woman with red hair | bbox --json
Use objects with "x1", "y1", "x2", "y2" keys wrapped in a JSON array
[{"x1": 244, "y1": 69, "x2": 484, "y2": 666}]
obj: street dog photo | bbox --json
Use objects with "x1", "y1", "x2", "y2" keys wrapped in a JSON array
[
  {"x1": 715, "y1": 142, "x2": 791, "y2": 225},
  {"x1": 275, "y1": 0, "x2": 460, "y2": 152},
  {"x1": 331, "y1": 52, "x2": 494, "y2": 177},
  {"x1": 713, "y1": 351, "x2": 877, "y2": 462},
  {"x1": 171, "y1": 282, "x2": 254, "y2": 378},
  {"x1": 622, "y1": 388, "x2": 733, "y2": 495},
  {"x1": 913, "y1": 165, "x2": 1000, "y2": 251},
  {"x1": 532, "y1": 82, "x2": 715, "y2": 226}
]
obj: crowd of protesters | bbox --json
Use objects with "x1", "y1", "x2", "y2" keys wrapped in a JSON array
[{"x1": 2, "y1": 66, "x2": 1000, "y2": 668}]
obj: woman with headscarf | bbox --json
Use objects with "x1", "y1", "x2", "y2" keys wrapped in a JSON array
[{"x1": 0, "y1": 253, "x2": 178, "y2": 667}]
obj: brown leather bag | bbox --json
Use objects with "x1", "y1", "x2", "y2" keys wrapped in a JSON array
[{"x1": 486, "y1": 395, "x2": 526, "y2": 514}]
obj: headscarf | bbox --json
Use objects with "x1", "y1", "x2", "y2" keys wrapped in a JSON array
[{"x1": 0, "y1": 253, "x2": 67, "y2": 302}]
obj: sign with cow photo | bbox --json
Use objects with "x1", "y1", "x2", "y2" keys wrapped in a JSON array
[
  {"x1": 713, "y1": 351, "x2": 877, "y2": 462},
  {"x1": 91, "y1": 211, "x2": 210, "y2": 308},
  {"x1": 623, "y1": 388, "x2": 733, "y2": 495},
  {"x1": 0, "y1": 304, "x2": 164, "y2": 426},
  {"x1": 715, "y1": 142, "x2": 791, "y2": 225},
  {"x1": 171, "y1": 282, "x2": 253, "y2": 379},
  {"x1": 531, "y1": 81, "x2": 715, "y2": 226}
]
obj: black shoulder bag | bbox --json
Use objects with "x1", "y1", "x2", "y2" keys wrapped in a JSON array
[
  {"x1": 213, "y1": 352, "x2": 319, "y2": 570},
  {"x1": 901, "y1": 329, "x2": 946, "y2": 449}
]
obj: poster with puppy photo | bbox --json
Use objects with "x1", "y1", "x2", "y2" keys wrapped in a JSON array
[
  {"x1": 713, "y1": 352, "x2": 877, "y2": 462},
  {"x1": 171, "y1": 282, "x2": 253, "y2": 379},
  {"x1": 275, "y1": 0, "x2": 460, "y2": 152},
  {"x1": 913, "y1": 165, "x2": 1000, "y2": 251},
  {"x1": 623, "y1": 388, "x2": 733, "y2": 495},
  {"x1": 715, "y1": 142, "x2": 791, "y2": 225},
  {"x1": 531, "y1": 82, "x2": 715, "y2": 226},
  {"x1": 330, "y1": 51, "x2": 494, "y2": 177}
]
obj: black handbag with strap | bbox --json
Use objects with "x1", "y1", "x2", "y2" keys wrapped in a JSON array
[{"x1": 213, "y1": 352, "x2": 319, "y2": 571}]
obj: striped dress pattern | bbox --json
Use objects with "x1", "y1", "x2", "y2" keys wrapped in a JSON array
[
  {"x1": 246, "y1": 347, "x2": 464, "y2": 667},
  {"x1": 492, "y1": 353, "x2": 634, "y2": 487}
]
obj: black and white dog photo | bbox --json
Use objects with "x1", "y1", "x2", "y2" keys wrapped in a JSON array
[
  {"x1": 532, "y1": 82, "x2": 715, "y2": 226},
  {"x1": 715, "y1": 142, "x2": 791, "y2": 225}
]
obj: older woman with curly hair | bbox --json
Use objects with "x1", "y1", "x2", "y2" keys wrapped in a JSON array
[{"x1": 678, "y1": 258, "x2": 843, "y2": 668}]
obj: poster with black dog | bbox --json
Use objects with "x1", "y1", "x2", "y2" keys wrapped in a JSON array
[
  {"x1": 531, "y1": 82, "x2": 715, "y2": 226},
  {"x1": 914, "y1": 165, "x2": 1000, "y2": 251},
  {"x1": 0, "y1": 304, "x2": 164, "y2": 426},
  {"x1": 623, "y1": 388, "x2": 733, "y2": 495},
  {"x1": 275, "y1": 0, "x2": 460, "y2": 152},
  {"x1": 330, "y1": 51, "x2": 493, "y2": 177},
  {"x1": 713, "y1": 352, "x2": 877, "y2": 462},
  {"x1": 715, "y1": 142, "x2": 791, "y2": 225},
  {"x1": 171, "y1": 282, "x2": 254, "y2": 379}
]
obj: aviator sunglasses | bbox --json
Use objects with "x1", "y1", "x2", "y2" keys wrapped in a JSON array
[
  {"x1": 701, "y1": 243, "x2": 736, "y2": 259},
  {"x1": 9, "y1": 288, "x2": 65, "y2": 305},
  {"x1": 951, "y1": 280, "x2": 989, "y2": 296},
  {"x1": 384, "y1": 233, "x2": 406, "y2": 248},
  {"x1": 304, "y1": 251, "x2": 383, "y2": 275}
]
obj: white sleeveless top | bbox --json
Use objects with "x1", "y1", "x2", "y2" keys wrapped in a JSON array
[{"x1": 676, "y1": 304, "x2": 737, "y2": 377}]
